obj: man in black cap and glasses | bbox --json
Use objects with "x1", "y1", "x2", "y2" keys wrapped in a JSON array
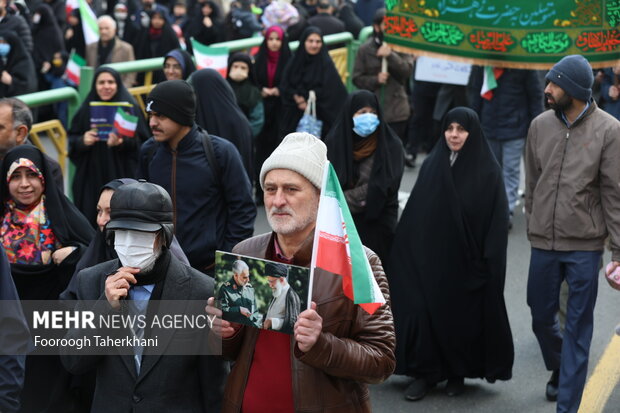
[
  {"x1": 61, "y1": 181, "x2": 227, "y2": 412},
  {"x1": 138, "y1": 79, "x2": 256, "y2": 276}
]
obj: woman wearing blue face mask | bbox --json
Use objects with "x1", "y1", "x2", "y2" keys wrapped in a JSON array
[
  {"x1": 325, "y1": 90, "x2": 404, "y2": 261},
  {"x1": 0, "y1": 31, "x2": 36, "y2": 98}
]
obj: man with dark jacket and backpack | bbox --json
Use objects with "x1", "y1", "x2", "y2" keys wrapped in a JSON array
[{"x1": 137, "y1": 79, "x2": 256, "y2": 275}]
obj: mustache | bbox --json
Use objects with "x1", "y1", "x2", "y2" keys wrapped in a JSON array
[
  {"x1": 544, "y1": 93, "x2": 554, "y2": 101},
  {"x1": 269, "y1": 207, "x2": 293, "y2": 216}
]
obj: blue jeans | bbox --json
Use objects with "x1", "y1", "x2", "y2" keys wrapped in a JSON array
[
  {"x1": 527, "y1": 248, "x2": 602, "y2": 413},
  {"x1": 488, "y1": 138, "x2": 525, "y2": 213}
]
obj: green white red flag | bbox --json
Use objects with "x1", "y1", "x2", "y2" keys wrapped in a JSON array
[
  {"x1": 64, "y1": 51, "x2": 86, "y2": 85},
  {"x1": 113, "y1": 107, "x2": 138, "y2": 137},
  {"x1": 480, "y1": 66, "x2": 504, "y2": 101},
  {"x1": 65, "y1": 0, "x2": 78, "y2": 19},
  {"x1": 310, "y1": 162, "x2": 385, "y2": 315},
  {"x1": 191, "y1": 39, "x2": 228, "y2": 77},
  {"x1": 79, "y1": 0, "x2": 99, "y2": 45}
]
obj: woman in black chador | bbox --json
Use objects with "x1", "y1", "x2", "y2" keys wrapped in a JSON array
[
  {"x1": 387, "y1": 107, "x2": 514, "y2": 401},
  {"x1": 325, "y1": 90, "x2": 404, "y2": 262},
  {"x1": 68, "y1": 67, "x2": 148, "y2": 227},
  {"x1": 278, "y1": 26, "x2": 347, "y2": 139}
]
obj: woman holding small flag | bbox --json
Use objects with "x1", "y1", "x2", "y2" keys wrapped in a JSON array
[
  {"x1": 68, "y1": 67, "x2": 148, "y2": 228},
  {"x1": 387, "y1": 107, "x2": 514, "y2": 401},
  {"x1": 325, "y1": 90, "x2": 404, "y2": 262}
]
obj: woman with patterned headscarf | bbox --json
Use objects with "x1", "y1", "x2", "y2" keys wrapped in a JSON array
[{"x1": 0, "y1": 145, "x2": 94, "y2": 412}]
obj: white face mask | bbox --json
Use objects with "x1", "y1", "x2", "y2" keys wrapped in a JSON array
[
  {"x1": 114, "y1": 230, "x2": 159, "y2": 270},
  {"x1": 32, "y1": 14, "x2": 41, "y2": 24}
]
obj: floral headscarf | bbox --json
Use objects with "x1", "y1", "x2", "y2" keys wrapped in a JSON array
[{"x1": 1, "y1": 159, "x2": 58, "y2": 264}]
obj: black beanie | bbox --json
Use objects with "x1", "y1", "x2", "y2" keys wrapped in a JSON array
[
  {"x1": 146, "y1": 80, "x2": 196, "y2": 126},
  {"x1": 545, "y1": 55, "x2": 593, "y2": 102}
]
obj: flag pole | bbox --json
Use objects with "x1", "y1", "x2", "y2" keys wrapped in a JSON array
[{"x1": 307, "y1": 160, "x2": 330, "y2": 310}]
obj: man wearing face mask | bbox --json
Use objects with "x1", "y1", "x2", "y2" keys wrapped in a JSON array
[
  {"x1": 352, "y1": 8, "x2": 413, "y2": 163},
  {"x1": 61, "y1": 181, "x2": 227, "y2": 412}
]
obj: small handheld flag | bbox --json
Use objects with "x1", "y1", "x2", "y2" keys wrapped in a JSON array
[
  {"x1": 480, "y1": 66, "x2": 504, "y2": 101},
  {"x1": 64, "y1": 51, "x2": 86, "y2": 85},
  {"x1": 310, "y1": 162, "x2": 386, "y2": 315},
  {"x1": 113, "y1": 107, "x2": 138, "y2": 138},
  {"x1": 191, "y1": 39, "x2": 229, "y2": 77}
]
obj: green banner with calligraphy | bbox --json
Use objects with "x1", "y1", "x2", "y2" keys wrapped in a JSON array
[{"x1": 385, "y1": 0, "x2": 620, "y2": 68}]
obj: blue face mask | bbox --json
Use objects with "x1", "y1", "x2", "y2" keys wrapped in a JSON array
[
  {"x1": 352, "y1": 113, "x2": 380, "y2": 137},
  {"x1": 0, "y1": 43, "x2": 10, "y2": 57}
]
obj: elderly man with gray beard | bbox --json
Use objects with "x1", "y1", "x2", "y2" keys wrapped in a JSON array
[{"x1": 207, "y1": 132, "x2": 395, "y2": 413}]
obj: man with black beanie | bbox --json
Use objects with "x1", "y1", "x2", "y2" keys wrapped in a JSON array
[
  {"x1": 137, "y1": 79, "x2": 256, "y2": 275},
  {"x1": 525, "y1": 54, "x2": 620, "y2": 413}
]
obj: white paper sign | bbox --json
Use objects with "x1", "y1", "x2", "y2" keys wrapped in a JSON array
[{"x1": 414, "y1": 57, "x2": 472, "y2": 86}]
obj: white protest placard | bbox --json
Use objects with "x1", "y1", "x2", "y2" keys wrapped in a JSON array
[{"x1": 414, "y1": 56, "x2": 472, "y2": 86}]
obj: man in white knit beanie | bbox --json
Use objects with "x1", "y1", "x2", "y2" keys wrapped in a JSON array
[{"x1": 207, "y1": 132, "x2": 395, "y2": 412}]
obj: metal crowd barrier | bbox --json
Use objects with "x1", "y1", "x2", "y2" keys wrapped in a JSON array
[{"x1": 15, "y1": 28, "x2": 372, "y2": 173}]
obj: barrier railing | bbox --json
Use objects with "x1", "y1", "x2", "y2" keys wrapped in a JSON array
[
  {"x1": 16, "y1": 87, "x2": 80, "y2": 174},
  {"x1": 102, "y1": 31, "x2": 356, "y2": 90},
  {"x1": 15, "y1": 28, "x2": 371, "y2": 167}
]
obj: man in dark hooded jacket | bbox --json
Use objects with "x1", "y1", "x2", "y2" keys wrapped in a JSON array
[{"x1": 137, "y1": 80, "x2": 256, "y2": 275}]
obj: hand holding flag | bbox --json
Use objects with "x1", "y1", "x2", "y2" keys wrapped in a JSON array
[
  {"x1": 64, "y1": 51, "x2": 86, "y2": 85},
  {"x1": 113, "y1": 107, "x2": 138, "y2": 138},
  {"x1": 310, "y1": 162, "x2": 386, "y2": 315}
]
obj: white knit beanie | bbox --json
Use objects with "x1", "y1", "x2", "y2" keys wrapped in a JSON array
[{"x1": 260, "y1": 132, "x2": 327, "y2": 190}]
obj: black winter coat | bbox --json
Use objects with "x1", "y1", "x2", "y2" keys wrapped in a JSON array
[{"x1": 469, "y1": 67, "x2": 543, "y2": 141}]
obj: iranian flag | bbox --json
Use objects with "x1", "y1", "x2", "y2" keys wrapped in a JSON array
[
  {"x1": 79, "y1": 0, "x2": 99, "y2": 45},
  {"x1": 113, "y1": 107, "x2": 138, "y2": 137},
  {"x1": 191, "y1": 39, "x2": 228, "y2": 76},
  {"x1": 65, "y1": 51, "x2": 86, "y2": 85},
  {"x1": 65, "y1": 0, "x2": 78, "y2": 20},
  {"x1": 310, "y1": 162, "x2": 386, "y2": 315},
  {"x1": 480, "y1": 66, "x2": 504, "y2": 100}
]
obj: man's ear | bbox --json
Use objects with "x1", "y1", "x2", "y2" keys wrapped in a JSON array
[{"x1": 15, "y1": 126, "x2": 28, "y2": 145}]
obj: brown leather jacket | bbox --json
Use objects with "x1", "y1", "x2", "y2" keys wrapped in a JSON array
[{"x1": 221, "y1": 232, "x2": 396, "y2": 413}]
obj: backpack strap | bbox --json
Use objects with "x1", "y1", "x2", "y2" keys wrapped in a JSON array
[
  {"x1": 144, "y1": 132, "x2": 221, "y2": 184},
  {"x1": 200, "y1": 131, "x2": 222, "y2": 185}
]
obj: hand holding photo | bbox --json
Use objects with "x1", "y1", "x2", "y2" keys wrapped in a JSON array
[{"x1": 215, "y1": 251, "x2": 309, "y2": 335}]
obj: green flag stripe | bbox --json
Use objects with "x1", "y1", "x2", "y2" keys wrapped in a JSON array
[
  {"x1": 117, "y1": 107, "x2": 138, "y2": 123},
  {"x1": 325, "y1": 164, "x2": 375, "y2": 303}
]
